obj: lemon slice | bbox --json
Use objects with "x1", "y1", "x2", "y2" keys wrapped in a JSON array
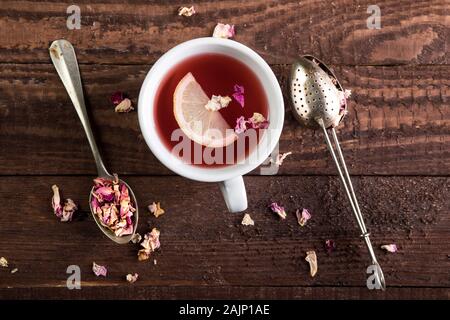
[{"x1": 173, "y1": 72, "x2": 237, "y2": 148}]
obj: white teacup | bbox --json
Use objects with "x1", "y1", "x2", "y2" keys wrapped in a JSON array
[{"x1": 138, "y1": 37, "x2": 284, "y2": 212}]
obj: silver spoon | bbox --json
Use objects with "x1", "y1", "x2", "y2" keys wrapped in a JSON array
[
  {"x1": 290, "y1": 55, "x2": 386, "y2": 290},
  {"x1": 49, "y1": 39, "x2": 138, "y2": 244}
]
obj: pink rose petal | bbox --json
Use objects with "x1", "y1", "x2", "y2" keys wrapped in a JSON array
[
  {"x1": 381, "y1": 244, "x2": 398, "y2": 253},
  {"x1": 232, "y1": 84, "x2": 245, "y2": 107},
  {"x1": 234, "y1": 116, "x2": 248, "y2": 134},
  {"x1": 325, "y1": 239, "x2": 336, "y2": 253},
  {"x1": 111, "y1": 91, "x2": 124, "y2": 106},
  {"x1": 269, "y1": 202, "x2": 287, "y2": 219},
  {"x1": 296, "y1": 208, "x2": 311, "y2": 227},
  {"x1": 92, "y1": 262, "x2": 107, "y2": 277},
  {"x1": 212, "y1": 23, "x2": 235, "y2": 39}
]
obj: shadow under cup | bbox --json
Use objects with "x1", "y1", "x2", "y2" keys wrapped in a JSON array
[{"x1": 138, "y1": 38, "x2": 284, "y2": 184}]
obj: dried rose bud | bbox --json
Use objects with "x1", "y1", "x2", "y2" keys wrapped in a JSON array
[
  {"x1": 178, "y1": 6, "x2": 196, "y2": 17},
  {"x1": 111, "y1": 91, "x2": 124, "y2": 106},
  {"x1": 92, "y1": 262, "x2": 107, "y2": 277},
  {"x1": 212, "y1": 23, "x2": 235, "y2": 39},
  {"x1": 234, "y1": 116, "x2": 248, "y2": 134},
  {"x1": 296, "y1": 208, "x2": 311, "y2": 227},
  {"x1": 269, "y1": 202, "x2": 287, "y2": 219},
  {"x1": 305, "y1": 250, "x2": 318, "y2": 277},
  {"x1": 232, "y1": 84, "x2": 244, "y2": 107},
  {"x1": 0, "y1": 257, "x2": 8, "y2": 268},
  {"x1": 126, "y1": 273, "x2": 139, "y2": 283},
  {"x1": 115, "y1": 98, "x2": 134, "y2": 113},
  {"x1": 381, "y1": 244, "x2": 398, "y2": 253},
  {"x1": 241, "y1": 213, "x2": 254, "y2": 226},
  {"x1": 148, "y1": 202, "x2": 165, "y2": 218},
  {"x1": 325, "y1": 239, "x2": 336, "y2": 253},
  {"x1": 204, "y1": 95, "x2": 231, "y2": 111}
]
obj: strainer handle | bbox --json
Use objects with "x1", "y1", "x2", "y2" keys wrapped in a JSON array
[{"x1": 318, "y1": 119, "x2": 386, "y2": 290}]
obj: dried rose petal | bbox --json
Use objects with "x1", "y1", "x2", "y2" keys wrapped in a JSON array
[
  {"x1": 131, "y1": 233, "x2": 142, "y2": 244},
  {"x1": 153, "y1": 259, "x2": 157, "y2": 265},
  {"x1": 271, "y1": 152, "x2": 292, "y2": 166},
  {"x1": 11, "y1": 268, "x2": 18, "y2": 274},
  {"x1": 61, "y1": 198, "x2": 77, "y2": 222},
  {"x1": 344, "y1": 89, "x2": 352, "y2": 99},
  {"x1": 115, "y1": 223, "x2": 133, "y2": 237},
  {"x1": 51, "y1": 185, "x2": 63, "y2": 218},
  {"x1": 138, "y1": 228, "x2": 161, "y2": 261},
  {"x1": 305, "y1": 251, "x2": 318, "y2": 277},
  {"x1": 232, "y1": 84, "x2": 244, "y2": 107},
  {"x1": 115, "y1": 98, "x2": 134, "y2": 113},
  {"x1": 204, "y1": 95, "x2": 231, "y2": 111},
  {"x1": 126, "y1": 273, "x2": 139, "y2": 283},
  {"x1": 248, "y1": 112, "x2": 269, "y2": 129},
  {"x1": 148, "y1": 202, "x2": 165, "y2": 218},
  {"x1": 92, "y1": 262, "x2": 107, "y2": 277},
  {"x1": 241, "y1": 213, "x2": 254, "y2": 226},
  {"x1": 325, "y1": 239, "x2": 336, "y2": 253},
  {"x1": 138, "y1": 249, "x2": 150, "y2": 261},
  {"x1": 178, "y1": 6, "x2": 196, "y2": 17},
  {"x1": 111, "y1": 91, "x2": 124, "y2": 105},
  {"x1": 234, "y1": 116, "x2": 248, "y2": 134},
  {"x1": 269, "y1": 202, "x2": 287, "y2": 219},
  {"x1": 93, "y1": 177, "x2": 111, "y2": 187},
  {"x1": 0, "y1": 257, "x2": 8, "y2": 268},
  {"x1": 381, "y1": 244, "x2": 398, "y2": 253},
  {"x1": 212, "y1": 23, "x2": 235, "y2": 39},
  {"x1": 296, "y1": 208, "x2": 311, "y2": 227}
]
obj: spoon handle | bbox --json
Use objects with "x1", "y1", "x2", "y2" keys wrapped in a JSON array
[
  {"x1": 49, "y1": 39, "x2": 110, "y2": 178},
  {"x1": 318, "y1": 119, "x2": 386, "y2": 290}
]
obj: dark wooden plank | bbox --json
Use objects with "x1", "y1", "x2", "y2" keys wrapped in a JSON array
[
  {"x1": 0, "y1": 0, "x2": 448, "y2": 65},
  {"x1": 0, "y1": 286, "x2": 448, "y2": 300},
  {"x1": 0, "y1": 64, "x2": 448, "y2": 175},
  {"x1": 0, "y1": 176, "x2": 448, "y2": 291}
]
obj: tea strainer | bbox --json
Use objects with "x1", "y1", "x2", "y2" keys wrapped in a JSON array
[{"x1": 290, "y1": 55, "x2": 386, "y2": 290}]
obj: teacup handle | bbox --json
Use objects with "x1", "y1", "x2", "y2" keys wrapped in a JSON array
[{"x1": 219, "y1": 176, "x2": 248, "y2": 213}]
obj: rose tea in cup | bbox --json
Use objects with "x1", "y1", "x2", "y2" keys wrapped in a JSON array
[{"x1": 154, "y1": 53, "x2": 269, "y2": 167}]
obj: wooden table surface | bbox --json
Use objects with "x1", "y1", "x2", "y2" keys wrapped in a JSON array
[{"x1": 0, "y1": 0, "x2": 449, "y2": 300}]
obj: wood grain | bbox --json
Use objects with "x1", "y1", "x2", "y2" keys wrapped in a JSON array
[
  {"x1": 0, "y1": 0, "x2": 448, "y2": 65},
  {"x1": 0, "y1": 63, "x2": 448, "y2": 175},
  {"x1": 1, "y1": 286, "x2": 448, "y2": 300},
  {"x1": 0, "y1": 176, "x2": 448, "y2": 294}
]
